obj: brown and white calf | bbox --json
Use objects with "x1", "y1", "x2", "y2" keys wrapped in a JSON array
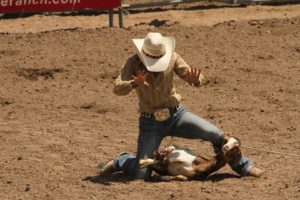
[{"x1": 139, "y1": 137, "x2": 242, "y2": 181}]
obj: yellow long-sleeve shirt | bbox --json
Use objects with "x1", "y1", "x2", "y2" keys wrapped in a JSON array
[{"x1": 113, "y1": 52, "x2": 203, "y2": 113}]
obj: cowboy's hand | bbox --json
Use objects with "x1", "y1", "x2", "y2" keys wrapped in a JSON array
[
  {"x1": 186, "y1": 67, "x2": 201, "y2": 87},
  {"x1": 132, "y1": 70, "x2": 150, "y2": 87}
]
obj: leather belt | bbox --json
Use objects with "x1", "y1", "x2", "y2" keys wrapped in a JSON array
[{"x1": 140, "y1": 104, "x2": 182, "y2": 119}]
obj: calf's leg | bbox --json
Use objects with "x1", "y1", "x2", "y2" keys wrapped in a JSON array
[{"x1": 152, "y1": 175, "x2": 189, "y2": 182}]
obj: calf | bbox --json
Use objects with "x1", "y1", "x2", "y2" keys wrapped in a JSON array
[{"x1": 139, "y1": 137, "x2": 242, "y2": 181}]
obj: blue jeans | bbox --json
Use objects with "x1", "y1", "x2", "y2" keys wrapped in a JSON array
[{"x1": 114, "y1": 106, "x2": 254, "y2": 180}]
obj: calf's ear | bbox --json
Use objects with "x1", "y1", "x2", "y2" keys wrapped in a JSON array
[
  {"x1": 230, "y1": 136, "x2": 241, "y2": 145},
  {"x1": 223, "y1": 132, "x2": 241, "y2": 146}
]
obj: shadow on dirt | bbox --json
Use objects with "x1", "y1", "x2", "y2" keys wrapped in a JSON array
[
  {"x1": 83, "y1": 173, "x2": 134, "y2": 186},
  {"x1": 83, "y1": 172, "x2": 241, "y2": 185},
  {"x1": 206, "y1": 172, "x2": 241, "y2": 182}
]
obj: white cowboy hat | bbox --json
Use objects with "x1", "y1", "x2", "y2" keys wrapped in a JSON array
[{"x1": 132, "y1": 32, "x2": 175, "y2": 72}]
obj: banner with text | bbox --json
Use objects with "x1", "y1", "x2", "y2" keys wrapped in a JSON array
[{"x1": 0, "y1": 0, "x2": 121, "y2": 13}]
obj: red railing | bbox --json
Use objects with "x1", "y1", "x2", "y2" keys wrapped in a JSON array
[{"x1": 0, "y1": 0, "x2": 121, "y2": 13}]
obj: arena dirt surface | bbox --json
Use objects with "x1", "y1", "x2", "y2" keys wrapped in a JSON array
[{"x1": 0, "y1": 1, "x2": 300, "y2": 200}]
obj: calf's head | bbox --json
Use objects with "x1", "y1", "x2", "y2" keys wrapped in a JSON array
[
  {"x1": 150, "y1": 146, "x2": 177, "y2": 176},
  {"x1": 222, "y1": 137, "x2": 242, "y2": 165},
  {"x1": 154, "y1": 145, "x2": 175, "y2": 161}
]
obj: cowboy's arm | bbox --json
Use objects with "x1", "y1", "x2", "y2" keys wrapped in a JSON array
[
  {"x1": 174, "y1": 53, "x2": 204, "y2": 87},
  {"x1": 113, "y1": 58, "x2": 136, "y2": 96}
]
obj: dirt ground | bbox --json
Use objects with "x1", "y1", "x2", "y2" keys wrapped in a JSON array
[{"x1": 0, "y1": 1, "x2": 300, "y2": 200}]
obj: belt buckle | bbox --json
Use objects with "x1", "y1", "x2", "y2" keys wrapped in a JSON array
[
  {"x1": 141, "y1": 112, "x2": 151, "y2": 118},
  {"x1": 145, "y1": 113, "x2": 151, "y2": 118},
  {"x1": 154, "y1": 108, "x2": 170, "y2": 121}
]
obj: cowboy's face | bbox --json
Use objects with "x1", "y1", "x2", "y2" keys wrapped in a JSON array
[
  {"x1": 137, "y1": 56, "x2": 163, "y2": 76},
  {"x1": 151, "y1": 72, "x2": 161, "y2": 76}
]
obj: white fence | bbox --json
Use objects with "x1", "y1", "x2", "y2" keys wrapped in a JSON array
[
  {"x1": 117, "y1": 0, "x2": 300, "y2": 27},
  {"x1": 122, "y1": 0, "x2": 299, "y2": 8}
]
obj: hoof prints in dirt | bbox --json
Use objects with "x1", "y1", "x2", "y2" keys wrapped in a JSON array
[
  {"x1": 0, "y1": 97, "x2": 14, "y2": 107},
  {"x1": 0, "y1": 49, "x2": 19, "y2": 56},
  {"x1": 80, "y1": 102, "x2": 96, "y2": 109},
  {"x1": 203, "y1": 76, "x2": 224, "y2": 87},
  {"x1": 80, "y1": 102, "x2": 120, "y2": 114},
  {"x1": 134, "y1": 19, "x2": 178, "y2": 27},
  {"x1": 16, "y1": 68, "x2": 64, "y2": 80}
]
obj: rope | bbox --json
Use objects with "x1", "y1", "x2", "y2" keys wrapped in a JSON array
[
  {"x1": 166, "y1": 136, "x2": 174, "y2": 147},
  {"x1": 241, "y1": 145, "x2": 300, "y2": 158},
  {"x1": 164, "y1": 138, "x2": 300, "y2": 158}
]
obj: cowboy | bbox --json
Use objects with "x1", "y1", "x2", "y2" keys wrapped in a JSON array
[{"x1": 99, "y1": 32, "x2": 263, "y2": 180}]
